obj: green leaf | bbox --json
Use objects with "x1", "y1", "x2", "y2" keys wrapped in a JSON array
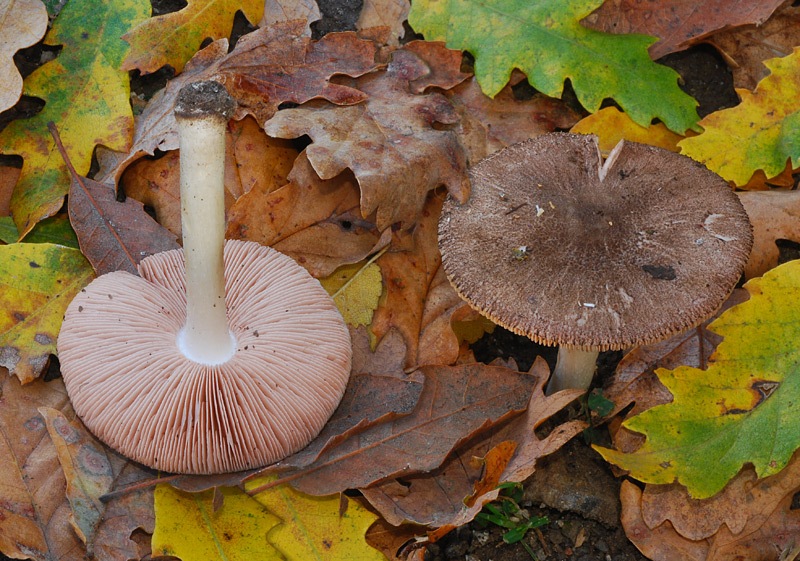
[
  {"x1": 408, "y1": 0, "x2": 699, "y2": 133},
  {"x1": 595, "y1": 260, "x2": 800, "y2": 498},
  {"x1": 0, "y1": 215, "x2": 79, "y2": 247},
  {"x1": 0, "y1": 0, "x2": 150, "y2": 237},
  {"x1": 0, "y1": 243, "x2": 93, "y2": 383}
]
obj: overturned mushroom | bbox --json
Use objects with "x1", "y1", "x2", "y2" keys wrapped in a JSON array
[
  {"x1": 57, "y1": 81, "x2": 352, "y2": 474},
  {"x1": 439, "y1": 133, "x2": 752, "y2": 394}
]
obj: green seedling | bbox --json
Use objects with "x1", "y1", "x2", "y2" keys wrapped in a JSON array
[{"x1": 475, "y1": 482, "x2": 548, "y2": 559}]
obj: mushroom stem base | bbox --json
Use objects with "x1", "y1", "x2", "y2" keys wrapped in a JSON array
[
  {"x1": 546, "y1": 347, "x2": 599, "y2": 394},
  {"x1": 177, "y1": 327, "x2": 237, "y2": 366}
]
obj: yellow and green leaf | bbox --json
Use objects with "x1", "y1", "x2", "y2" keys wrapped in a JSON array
[
  {"x1": 679, "y1": 48, "x2": 800, "y2": 186},
  {"x1": 408, "y1": 0, "x2": 699, "y2": 133},
  {"x1": 122, "y1": 0, "x2": 265, "y2": 75},
  {"x1": 596, "y1": 260, "x2": 800, "y2": 498},
  {"x1": 0, "y1": 0, "x2": 150, "y2": 238},
  {"x1": 0, "y1": 243, "x2": 94, "y2": 383},
  {"x1": 151, "y1": 483, "x2": 283, "y2": 561}
]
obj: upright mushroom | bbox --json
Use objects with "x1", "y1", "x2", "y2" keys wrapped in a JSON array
[
  {"x1": 439, "y1": 133, "x2": 752, "y2": 394},
  {"x1": 57, "y1": 81, "x2": 352, "y2": 474}
]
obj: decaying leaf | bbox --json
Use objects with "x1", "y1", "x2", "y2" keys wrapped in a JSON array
[
  {"x1": 583, "y1": 0, "x2": 783, "y2": 59},
  {"x1": 0, "y1": 243, "x2": 93, "y2": 382},
  {"x1": 357, "y1": 0, "x2": 410, "y2": 45},
  {"x1": 738, "y1": 190, "x2": 800, "y2": 279},
  {"x1": 0, "y1": 0, "x2": 149, "y2": 237},
  {"x1": 152, "y1": 484, "x2": 283, "y2": 560},
  {"x1": 0, "y1": 0, "x2": 47, "y2": 113},
  {"x1": 679, "y1": 48, "x2": 800, "y2": 186},
  {"x1": 226, "y1": 153, "x2": 384, "y2": 278},
  {"x1": 247, "y1": 478, "x2": 386, "y2": 561},
  {"x1": 409, "y1": 0, "x2": 699, "y2": 133},
  {"x1": 361, "y1": 359, "x2": 585, "y2": 533},
  {"x1": 64, "y1": 144, "x2": 180, "y2": 276},
  {"x1": 570, "y1": 106, "x2": 691, "y2": 155},
  {"x1": 261, "y1": 0, "x2": 320, "y2": 31},
  {"x1": 597, "y1": 261, "x2": 800, "y2": 498},
  {"x1": 259, "y1": 362, "x2": 540, "y2": 497},
  {"x1": 707, "y1": 0, "x2": 800, "y2": 90},
  {"x1": 122, "y1": 0, "x2": 264, "y2": 74},
  {"x1": 264, "y1": 44, "x2": 470, "y2": 229}
]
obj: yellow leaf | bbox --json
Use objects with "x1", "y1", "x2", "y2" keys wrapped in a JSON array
[
  {"x1": 679, "y1": 47, "x2": 800, "y2": 186},
  {"x1": 595, "y1": 260, "x2": 800, "y2": 498},
  {"x1": 320, "y1": 259, "x2": 384, "y2": 328},
  {"x1": 122, "y1": 0, "x2": 265, "y2": 74},
  {"x1": 570, "y1": 106, "x2": 693, "y2": 155},
  {"x1": 0, "y1": 0, "x2": 47, "y2": 113},
  {"x1": 0, "y1": 243, "x2": 93, "y2": 383},
  {"x1": 0, "y1": 0, "x2": 150, "y2": 237},
  {"x1": 247, "y1": 477, "x2": 386, "y2": 561},
  {"x1": 152, "y1": 484, "x2": 282, "y2": 561}
]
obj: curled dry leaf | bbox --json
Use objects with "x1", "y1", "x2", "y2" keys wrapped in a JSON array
[
  {"x1": 226, "y1": 152, "x2": 384, "y2": 277},
  {"x1": 0, "y1": 0, "x2": 47, "y2": 113},
  {"x1": 738, "y1": 189, "x2": 800, "y2": 279},
  {"x1": 257, "y1": 361, "x2": 540, "y2": 497},
  {"x1": 583, "y1": 0, "x2": 783, "y2": 60},
  {"x1": 101, "y1": 21, "x2": 378, "y2": 186},
  {"x1": 122, "y1": 117, "x2": 298, "y2": 237},
  {"x1": 265, "y1": 44, "x2": 470, "y2": 229},
  {"x1": 361, "y1": 359, "x2": 585, "y2": 534},
  {"x1": 707, "y1": 0, "x2": 800, "y2": 90}
]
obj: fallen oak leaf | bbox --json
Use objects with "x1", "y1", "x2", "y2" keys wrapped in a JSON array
[
  {"x1": 582, "y1": 0, "x2": 783, "y2": 60},
  {"x1": 49, "y1": 123, "x2": 179, "y2": 276},
  {"x1": 357, "y1": 0, "x2": 410, "y2": 45},
  {"x1": 265, "y1": 44, "x2": 469, "y2": 229},
  {"x1": 122, "y1": 0, "x2": 264, "y2": 75},
  {"x1": 738, "y1": 189, "x2": 800, "y2": 279},
  {"x1": 251, "y1": 362, "x2": 539, "y2": 497},
  {"x1": 261, "y1": 0, "x2": 320, "y2": 31}
]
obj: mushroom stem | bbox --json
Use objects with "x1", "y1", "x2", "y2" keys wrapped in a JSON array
[
  {"x1": 545, "y1": 347, "x2": 599, "y2": 394},
  {"x1": 174, "y1": 81, "x2": 237, "y2": 365}
]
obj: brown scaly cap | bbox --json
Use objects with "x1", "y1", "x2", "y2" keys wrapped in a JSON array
[
  {"x1": 57, "y1": 239, "x2": 352, "y2": 474},
  {"x1": 174, "y1": 80, "x2": 236, "y2": 121},
  {"x1": 439, "y1": 133, "x2": 753, "y2": 351}
]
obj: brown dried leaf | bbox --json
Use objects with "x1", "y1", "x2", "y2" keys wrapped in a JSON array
[
  {"x1": 0, "y1": 166, "x2": 21, "y2": 217},
  {"x1": 260, "y1": 362, "x2": 540, "y2": 496},
  {"x1": 364, "y1": 518, "x2": 426, "y2": 561},
  {"x1": 449, "y1": 76, "x2": 581, "y2": 162},
  {"x1": 361, "y1": 359, "x2": 585, "y2": 532},
  {"x1": 265, "y1": 44, "x2": 469, "y2": 229},
  {"x1": 583, "y1": 0, "x2": 783, "y2": 60},
  {"x1": 621, "y1": 451, "x2": 800, "y2": 561},
  {"x1": 0, "y1": 373, "x2": 154, "y2": 561},
  {"x1": 122, "y1": 117, "x2": 297, "y2": 237},
  {"x1": 416, "y1": 266, "x2": 474, "y2": 367},
  {"x1": 357, "y1": 0, "x2": 410, "y2": 45},
  {"x1": 226, "y1": 152, "x2": 383, "y2": 277},
  {"x1": 68, "y1": 164, "x2": 179, "y2": 276},
  {"x1": 371, "y1": 193, "x2": 443, "y2": 367},
  {"x1": 100, "y1": 21, "x2": 377, "y2": 186},
  {"x1": 738, "y1": 190, "x2": 800, "y2": 279},
  {"x1": 260, "y1": 0, "x2": 320, "y2": 31},
  {"x1": 707, "y1": 0, "x2": 800, "y2": 90}
]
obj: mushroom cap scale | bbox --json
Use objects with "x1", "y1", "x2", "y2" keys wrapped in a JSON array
[
  {"x1": 439, "y1": 133, "x2": 753, "y2": 351},
  {"x1": 58, "y1": 239, "x2": 352, "y2": 474}
]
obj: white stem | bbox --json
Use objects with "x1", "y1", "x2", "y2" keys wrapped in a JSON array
[
  {"x1": 545, "y1": 347, "x2": 598, "y2": 394},
  {"x1": 175, "y1": 105, "x2": 235, "y2": 365}
]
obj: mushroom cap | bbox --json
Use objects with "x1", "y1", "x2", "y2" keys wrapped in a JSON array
[
  {"x1": 57, "y1": 239, "x2": 352, "y2": 474},
  {"x1": 439, "y1": 133, "x2": 753, "y2": 351}
]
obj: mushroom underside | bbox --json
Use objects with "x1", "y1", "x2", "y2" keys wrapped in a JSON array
[{"x1": 58, "y1": 239, "x2": 352, "y2": 474}]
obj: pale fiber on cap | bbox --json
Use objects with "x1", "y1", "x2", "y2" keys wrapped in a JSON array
[
  {"x1": 439, "y1": 133, "x2": 753, "y2": 351},
  {"x1": 58, "y1": 239, "x2": 351, "y2": 474}
]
